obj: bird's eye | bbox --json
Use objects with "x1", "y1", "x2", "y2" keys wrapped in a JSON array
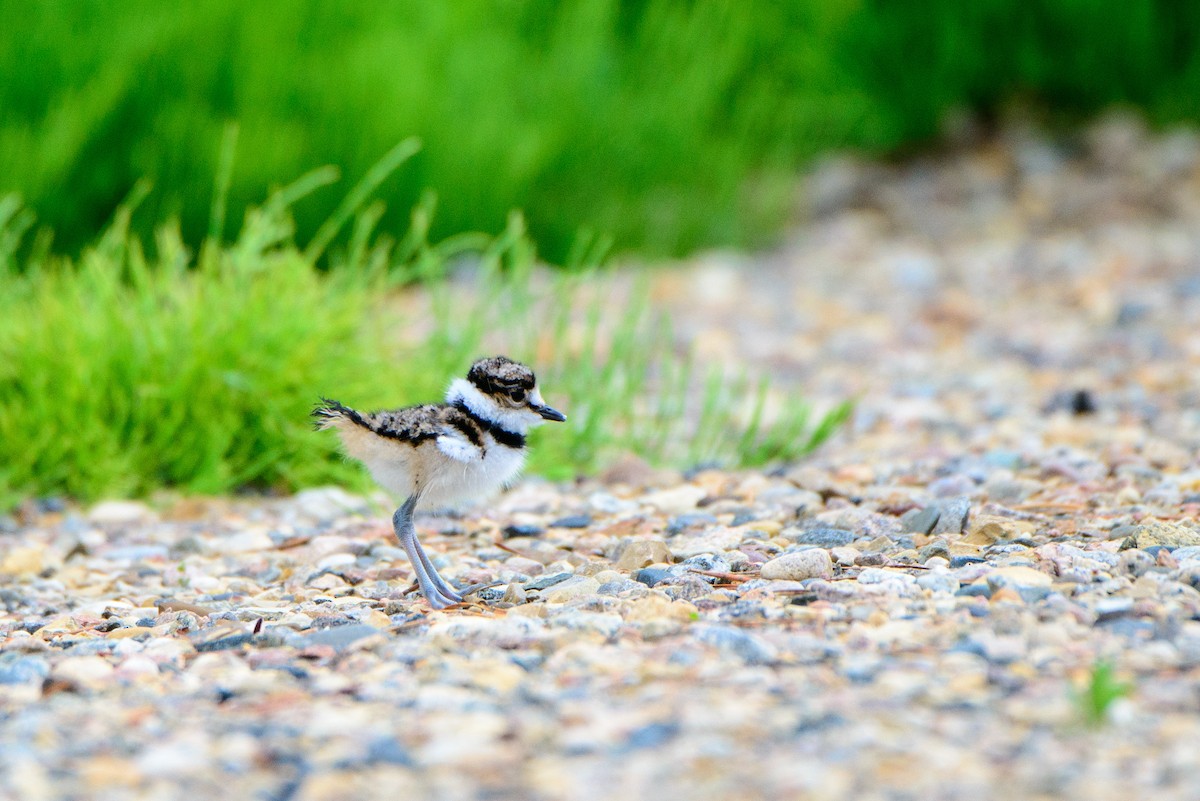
[{"x1": 509, "y1": 389, "x2": 526, "y2": 402}]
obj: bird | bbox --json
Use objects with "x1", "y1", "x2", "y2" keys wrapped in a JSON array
[{"x1": 312, "y1": 356, "x2": 566, "y2": 609}]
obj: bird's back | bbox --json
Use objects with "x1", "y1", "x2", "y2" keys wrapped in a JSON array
[{"x1": 313, "y1": 398, "x2": 525, "y2": 507}]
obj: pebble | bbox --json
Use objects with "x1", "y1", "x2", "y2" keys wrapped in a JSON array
[
  {"x1": 760, "y1": 550, "x2": 834, "y2": 581},
  {"x1": 786, "y1": 526, "x2": 856, "y2": 548},
  {"x1": 542, "y1": 576, "x2": 601, "y2": 603},
  {"x1": 88, "y1": 500, "x2": 155, "y2": 523},
  {"x1": 902, "y1": 506, "x2": 941, "y2": 535},
  {"x1": 550, "y1": 514, "x2": 592, "y2": 529},
  {"x1": 0, "y1": 655, "x2": 50, "y2": 684},
  {"x1": 693, "y1": 624, "x2": 778, "y2": 665},
  {"x1": 292, "y1": 487, "x2": 370, "y2": 521},
  {"x1": 1128, "y1": 521, "x2": 1200, "y2": 551},
  {"x1": 612, "y1": 540, "x2": 673, "y2": 570},
  {"x1": 931, "y1": 498, "x2": 971, "y2": 535},
  {"x1": 524, "y1": 572, "x2": 573, "y2": 591},
  {"x1": 632, "y1": 567, "x2": 674, "y2": 587},
  {"x1": 666, "y1": 513, "x2": 718, "y2": 534}
]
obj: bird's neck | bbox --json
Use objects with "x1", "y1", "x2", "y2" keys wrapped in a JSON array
[{"x1": 445, "y1": 378, "x2": 531, "y2": 438}]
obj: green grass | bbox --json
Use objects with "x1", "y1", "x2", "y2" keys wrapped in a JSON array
[
  {"x1": 1072, "y1": 660, "x2": 1133, "y2": 727},
  {"x1": 4, "y1": 1, "x2": 1199, "y2": 264},
  {"x1": 0, "y1": 155, "x2": 849, "y2": 507}
]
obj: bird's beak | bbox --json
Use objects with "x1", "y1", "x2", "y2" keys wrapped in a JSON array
[
  {"x1": 533, "y1": 402, "x2": 566, "y2": 422},
  {"x1": 529, "y1": 388, "x2": 566, "y2": 422}
]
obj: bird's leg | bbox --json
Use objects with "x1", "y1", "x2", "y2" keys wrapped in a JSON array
[{"x1": 393, "y1": 495, "x2": 463, "y2": 609}]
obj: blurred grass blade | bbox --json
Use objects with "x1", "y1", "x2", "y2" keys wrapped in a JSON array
[{"x1": 305, "y1": 137, "x2": 421, "y2": 264}]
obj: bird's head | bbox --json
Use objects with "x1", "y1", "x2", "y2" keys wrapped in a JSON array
[{"x1": 449, "y1": 355, "x2": 566, "y2": 431}]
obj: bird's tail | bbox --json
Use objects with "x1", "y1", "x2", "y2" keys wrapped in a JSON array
[{"x1": 312, "y1": 397, "x2": 364, "y2": 432}]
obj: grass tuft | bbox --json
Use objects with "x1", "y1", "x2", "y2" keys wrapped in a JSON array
[
  {"x1": 0, "y1": 162, "x2": 849, "y2": 507},
  {"x1": 1072, "y1": 659, "x2": 1133, "y2": 727}
]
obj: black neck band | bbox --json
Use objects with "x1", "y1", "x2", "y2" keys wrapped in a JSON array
[{"x1": 452, "y1": 399, "x2": 526, "y2": 449}]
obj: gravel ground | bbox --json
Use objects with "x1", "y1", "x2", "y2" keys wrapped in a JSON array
[{"x1": 6, "y1": 113, "x2": 1200, "y2": 800}]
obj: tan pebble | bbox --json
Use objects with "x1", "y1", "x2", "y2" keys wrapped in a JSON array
[
  {"x1": 543, "y1": 576, "x2": 600, "y2": 603},
  {"x1": 106, "y1": 626, "x2": 152, "y2": 640},
  {"x1": 365, "y1": 610, "x2": 392, "y2": 629},
  {"x1": 309, "y1": 573, "x2": 348, "y2": 590},
  {"x1": 989, "y1": 587, "x2": 1025, "y2": 604},
  {"x1": 640, "y1": 485, "x2": 706, "y2": 514},
  {"x1": 760, "y1": 550, "x2": 834, "y2": 581},
  {"x1": 671, "y1": 526, "x2": 744, "y2": 558},
  {"x1": 614, "y1": 540, "x2": 673, "y2": 571},
  {"x1": 1116, "y1": 485, "x2": 1142, "y2": 505},
  {"x1": 506, "y1": 603, "x2": 547, "y2": 618},
  {"x1": 504, "y1": 556, "x2": 544, "y2": 576},
  {"x1": 829, "y1": 546, "x2": 859, "y2": 566},
  {"x1": 0, "y1": 546, "x2": 44, "y2": 577},
  {"x1": 834, "y1": 463, "x2": 874, "y2": 484},
  {"x1": 947, "y1": 542, "x2": 982, "y2": 557},
  {"x1": 467, "y1": 658, "x2": 525, "y2": 694},
  {"x1": 749, "y1": 520, "x2": 783, "y2": 536},
  {"x1": 79, "y1": 757, "x2": 142, "y2": 788},
  {"x1": 988, "y1": 565, "x2": 1052, "y2": 586},
  {"x1": 154, "y1": 599, "x2": 214, "y2": 617},
  {"x1": 863, "y1": 535, "x2": 892, "y2": 552},
  {"x1": 502, "y1": 583, "x2": 528, "y2": 604},
  {"x1": 625, "y1": 596, "x2": 698, "y2": 623},
  {"x1": 52, "y1": 655, "x2": 115, "y2": 690},
  {"x1": 115, "y1": 655, "x2": 160, "y2": 679},
  {"x1": 591, "y1": 570, "x2": 623, "y2": 585},
  {"x1": 34, "y1": 615, "x2": 82, "y2": 637}
]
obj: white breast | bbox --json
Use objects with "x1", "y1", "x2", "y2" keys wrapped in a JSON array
[{"x1": 419, "y1": 442, "x2": 526, "y2": 509}]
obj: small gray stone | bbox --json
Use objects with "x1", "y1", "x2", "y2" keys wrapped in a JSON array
[
  {"x1": 633, "y1": 567, "x2": 674, "y2": 587},
  {"x1": 693, "y1": 624, "x2": 778, "y2": 665},
  {"x1": 918, "y1": 540, "x2": 950, "y2": 562},
  {"x1": 902, "y1": 507, "x2": 941, "y2": 535},
  {"x1": 293, "y1": 487, "x2": 369, "y2": 521},
  {"x1": 598, "y1": 579, "x2": 650, "y2": 597},
  {"x1": 932, "y1": 498, "x2": 971, "y2": 535},
  {"x1": 0, "y1": 655, "x2": 50, "y2": 684},
  {"x1": 731, "y1": 511, "x2": 758, "y2": 527},
  {"x1": 550, "y1": 514, "x2": 592, "y2": 529},
  {"x1": 675, "y1": 553, "x2": 730, "y2": 578},
  {"x1": 790, "y1": 527, "x2": 856, "y2": 548},
  {"x1": 503, "y1": 524, "x2": 543, "y2": 539},
  {"x1": 366, "y1": 736, "x2": 413, "y2": 766},
  {"x1": 1095, "y1": 597, "x2": 1135, "y2": 621},
  {"x1": 524, "y1": 572, "x2": 573, "y2": 591},
  {"x1": 304, "y1": 623, "x2": 385, "y2": 650},
  {"x1": 917, "y1": 572, "x2": 960, "y2": 595},
  {"x1": 1118, "y1": 549, "x2": 1155, "y2": 577},
  {"x1": 666, "y1": 513, "x2": 718, "y2": 535},
  {"x1": 660, "y1": 574, "x2": 716, "y2": 602},
  {"x1": 1172, "y1": 546, "x2": 1200, "y2": 561}
]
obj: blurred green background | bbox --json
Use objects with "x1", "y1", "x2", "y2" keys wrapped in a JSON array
[
  {"x1": 4, "y1": 0, "x2": 1199, "y2": 263},
  {"x1": 4, "y1": 0, "x2": 1200, "y2": 505}
]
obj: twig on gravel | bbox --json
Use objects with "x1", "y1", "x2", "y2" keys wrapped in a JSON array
[
  {"x1": 689, "y1": 568, "x2": 757, "y2": 583},
  {"x1": 1011, "y1": 502, "x2": 1089, "y2": 512},
  {"x1": 492, "y1": 539, "x2": 538, "y2": 560}
]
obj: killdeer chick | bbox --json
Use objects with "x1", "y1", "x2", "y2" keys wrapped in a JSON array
[{"x1": 313, "y1": 356, "x2": 566, "y2": 609}]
